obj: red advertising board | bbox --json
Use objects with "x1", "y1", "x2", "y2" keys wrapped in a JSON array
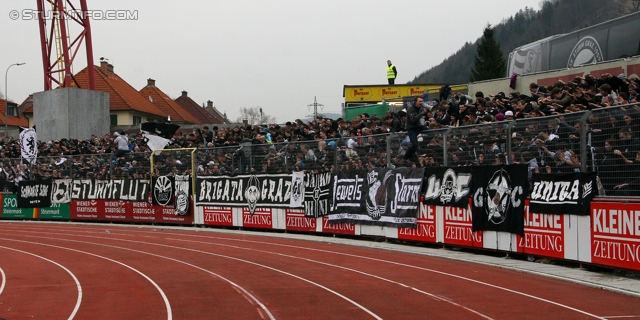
[
  {"x1": 591, "y1": 201, "x2": 640, "y2": 271},
  {"x1": 242, "y1": 208, "x2": 273, "y2": 229},
  {"x1": 71, "y1": 200, "x2": 105, "y2": 220},
  {"x1": 154, "y1": 201, "x2": 194, "y2": 224},
  {"x1": 203, "y1": 207, "x2": 234, "y2": 227},
  {"x1": 443, "y1": 205, "x2": 482, "y2": 248},
  {"x1": 285, "y1": 209, "x2": 316, "y2": 232},
  {"x1": 398, "y1": 204, "x2": 437, "y2": 243},
  {"x1": 320, "y1": 215, "x2": 356, "y2": 235},
  {"x1": 130, "y1": 201, "x2": 156, "y2": 222},
  {"x1": 517, "y1": 202, "x2": 564, "y2": 259}
]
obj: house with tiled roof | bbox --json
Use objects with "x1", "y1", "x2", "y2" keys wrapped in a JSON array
[
  {"x1": 0, "y1": 97, "x2": 30, "y2": 137},
  {"x1": 174, "y1": 91, "x2": 229, "y2": 125},
  {"x1": 203, "y1": 101, "x2": 230, "y2": 124},
  {"x1": 139, "y1": 80, "x2": 199, "y2": 124},
  {"x1": 27, "y1": 61, "x2": 169, "y2": 127}
]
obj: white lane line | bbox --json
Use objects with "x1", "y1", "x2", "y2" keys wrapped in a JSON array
[
  {"x1": 0, "y1": 238, "x2": 172, "y2": 320},
  {"x1": 602, "y1": 316, "x2": 640, "y2": 319},
  {"x1": 130, "y1": 230, "x2": 607, "y2": 320},
  {"x1": 167, "y1": 237, "x2": 493, "y2": 320},
  {"x1": 0, "y1": 266, "x2": 6, "y2": 295},
  {"x1": 9, "y1": 233, "x2": 381, "y2": 320},
  {"x1": 0, "y1": 246, "x2": 82, "y2": 320}
]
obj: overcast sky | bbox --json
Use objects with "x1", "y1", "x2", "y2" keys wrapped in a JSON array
[{"x1": 1, "y1": 0, "x2": 543, "y2": 123}]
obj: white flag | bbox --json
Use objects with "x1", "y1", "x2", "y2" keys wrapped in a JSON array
[{"x1": 19, "y1": 127, "x2": 37, "y2": 165}]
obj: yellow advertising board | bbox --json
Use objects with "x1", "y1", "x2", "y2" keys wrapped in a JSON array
[{"x1": 343, "y1": 84, "x2": 467, "y2": 103}]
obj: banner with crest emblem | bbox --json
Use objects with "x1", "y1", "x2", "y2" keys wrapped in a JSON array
[{"x1": 152, "y1": 175, "x2": 175, "y2": 206}]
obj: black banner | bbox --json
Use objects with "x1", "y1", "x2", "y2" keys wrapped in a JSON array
[
  {"x1": 71, "y1": 179, "x2": 150, "y2": 201},
  {"x1": 196, "y1": 174, "x2": 291, "y2": 214},
  {"x1": 152, "y1": 175, "x2": 175, "y2": 206},
  {"x1": 423, "y1": 167, "x2": 473, "y2": 208},
  {"x1": 472, "y1": 165, "x2": 527, "y2": 235},
  {"x1": 18, "y1": 180, "x2": 52, "y2": 208},
  {"x1": 174, "y1": 175, "x2": 191, "y2": 216},
  {"x1": 529, "y1": 173, "x2": 596, "y2": 216},
  {"x1": 303, "y1": 172, "x2": 333, "y2": 218},
  {"x1": 329, "y1": 168, "x2": 424, "y2": 228}
]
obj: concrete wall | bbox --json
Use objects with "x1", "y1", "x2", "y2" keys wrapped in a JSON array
[{"x1": 33, "y1": 88, "x2": 109, "y2": 142}]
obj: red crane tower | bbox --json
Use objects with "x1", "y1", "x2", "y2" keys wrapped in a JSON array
[{"x1": 37, "y1": 0, "x2": 96, "y2": 91}]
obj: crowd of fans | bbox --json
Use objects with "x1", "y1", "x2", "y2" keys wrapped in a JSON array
[{"x1": 0, "y1": 72, "x2": 639, "y2": 196}]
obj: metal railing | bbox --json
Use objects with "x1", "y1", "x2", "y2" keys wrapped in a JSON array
[{"x1": 1, "y1": 102, "x2": 639, "y2": 197}]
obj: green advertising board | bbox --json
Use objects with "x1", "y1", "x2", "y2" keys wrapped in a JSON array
[
  {"x1": 1, "y1": 194, "x2": 35, "y2": 219},
  {"x1": 38, "y1": 203, "x2": 70, "y2": 220}
]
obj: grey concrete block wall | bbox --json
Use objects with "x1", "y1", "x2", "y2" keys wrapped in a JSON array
[{"x1": 33, "y1": 88, "x2": 110, "y2": 142}]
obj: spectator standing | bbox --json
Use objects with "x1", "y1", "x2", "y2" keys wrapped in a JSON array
[
  {"x1": 111, "y1": 131, "x2": 130, "y2": 164},
  {"x1": 403, "y1": 96, "x2": 430, "y2": 162},
  {"x1": 386, "y1": 60, "x2": 397, "y2": 85}
]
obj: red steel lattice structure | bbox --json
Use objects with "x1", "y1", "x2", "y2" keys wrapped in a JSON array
[{"x1": 37, "y1": 0, "x2": 95, "y2": 90}]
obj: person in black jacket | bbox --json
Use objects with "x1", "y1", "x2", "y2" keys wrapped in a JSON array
[{"x1": 403, "y1": 96, "x2": 430, "y2": 161}]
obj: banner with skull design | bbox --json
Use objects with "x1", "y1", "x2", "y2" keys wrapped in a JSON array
[
  {"x1": 471, "y1": 165, "x2": 527, "y2": 236},
  {"x1": 422, "y1": 167, "x2": 473, "y2": 208},
  {"x1": 328, "y1": 168, "x2": 423, "y2": 228},
  {"x1": 195, "y1": 174, "x2": 292, "y2": 214}
]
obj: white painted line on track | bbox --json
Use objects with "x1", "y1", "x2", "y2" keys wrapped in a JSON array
[
  {"x1": 0, "y1": 245, "x2": 82, "y2": 320},
  {"x1": 0, "y1": 266, "x2": 5, "y2": 296},
  {"x1": 0, "y1": 238, "x2": 172, "y2": 320},
  {"x1": 167, "y1": 237, "x2": 493, "y2": 320},
  {"x1": 113, "y1": 229, "x2": 607, "y2": 320},
  {"x1": 8, "y1": 232, "x2": 381, "y2": 320}
]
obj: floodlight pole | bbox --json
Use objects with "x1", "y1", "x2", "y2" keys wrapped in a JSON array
[{"x1": 4, "y1": 62, "x2": 26, "y2": 138}]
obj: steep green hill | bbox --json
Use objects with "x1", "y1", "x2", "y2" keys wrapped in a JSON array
[{"x1": 409, "y1": 0, "x2": 637, "y2": 85}]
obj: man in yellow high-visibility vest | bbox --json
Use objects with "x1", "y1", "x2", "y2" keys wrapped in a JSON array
[{"x1": 387, "y1": 60, "x2": 397, "y2": 85}]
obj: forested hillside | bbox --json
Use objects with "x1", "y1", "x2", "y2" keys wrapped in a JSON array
[{"x1": 409, "y1": 0, "x2": 637, "y2": 85}]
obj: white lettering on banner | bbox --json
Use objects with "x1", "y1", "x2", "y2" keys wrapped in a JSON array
[
  {"x1": 243, "y1": 214, "x2": 271, "y2": 225},
  {"x1": 21, "y1": 184, "x2": 49, "y2": 198},
  {"x1": 519, "y1": 233, "x2": 563, "y2": 252},
  {"x1": 330, "y1": 175, "x2": 363, "y2": 210},
  {"x1": 399, "y1": 224, "x2": 435, "y2": 238},
  {"x1": 420, "y1": 205, "x2": 435, "y2": 220},
  {"x1": 593, "y1": 240, "x2": 640, "y2": 264},
  {"x1": 525, "y1": 211, "x2": 562, "y2": 228},
  {"x1": 531, "y1": 180, "x2": 580, "y2": 203},
  {"x1": 70, "y1": 180, "x2": 149, "y2": 200},
  {"x1": 593, "y1": 209, "x2": 640, "y2": 236},
  {"x1": 204, "y1": 212, "x2": 232, "y2": 223},
  {"x1": 390, "y1": 174, "x2": 422, "y2": 214},
  {"x1": 445, "y1": 226, "x2": 481, "y2": 242},
  {"x1": 322, "y1": 218, "x2": 355, "y2": 231},
  {"x1": 286, "y1": 216, "x2": 316, "y2": 228},
  {"x1": 445, "y1": 207, "x2": 471, "y2": 222}
]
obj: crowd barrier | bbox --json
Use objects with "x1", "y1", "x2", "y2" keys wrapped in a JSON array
[{"x1": 1, "y1": 192, "x2": 638, "y2": 272}]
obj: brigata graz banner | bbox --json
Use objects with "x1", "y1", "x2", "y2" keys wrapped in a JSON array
[
  {"x1": 529, "y1": 172, "x2": 596, "y2": 216},
  {"x1": 423, "y1": 166, "x2": 473, "y2": 208},
  {"x1": 472, "y1": 165, "x2": 527, "y2": 236},
  {"x1": 196, "y1": 174, "x2": 292, "y2": 214},
  {"x1": 18, "y1": 180, "x2": 52, "y2": 208},
  {"x1": 71, "y1": 179, "x2": 150, "y2": 201},
  {"x1": 328, "y1": 168, "x2": 424, "y2": 228}
]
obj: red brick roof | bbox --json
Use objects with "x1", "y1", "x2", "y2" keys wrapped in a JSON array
[
  {"x1": 174, "y1": 91, "x2": 225, "y2": 124},
  {"x1": 139, "y1": 83, "x2": 199, "y2": 124},
  {"x1": 204, "y1": 105, "x2": 229, "y2": 124},
  {"x1": 74, "y1": 64, "x2": 167, "y2": 118},
  {"x1": 0, "y1": 98, "x2": 29, "y2": 127},
  {"x1": 19, "y1": 95, "x2": 34, "y2": 114}
]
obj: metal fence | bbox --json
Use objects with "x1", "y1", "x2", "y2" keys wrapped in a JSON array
[{"x1": 2, "y1": 102, "x2": 639, "y2": 197}]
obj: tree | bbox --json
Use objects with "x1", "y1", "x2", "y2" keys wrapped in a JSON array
[
  {"x1": 235, "y1": 107, "x2": 277, "y2": 125},
  {"x1": 470, "y1": 24, "x2": 507, "y2": 82}
]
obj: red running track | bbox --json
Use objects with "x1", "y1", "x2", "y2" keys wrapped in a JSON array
[{"x1": 0, "y1": 222, "x2": 638, "y2": 319}]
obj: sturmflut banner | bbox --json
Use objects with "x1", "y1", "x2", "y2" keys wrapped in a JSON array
[
  {"x1": 196, "y1": 174, "x2": 292, "y2": 214},
  {"x1": 471, "y1": 165, "x2": 527, "y2": 236},
  {"x1": 328, "y1": 168, "x2": 424, "y2": 228},
  {"x1": 422, "y1": 167, "x2": 473, "y2": 208},
  {"x1": 529, "y1": 172, "x2": 596, "y2": 216},
  {"x1": 303, "y1": 172, "x2": 333, "y2": 218},
  {"x1": 71, "y1": 179, "x2": 150, "y2": 201}
]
